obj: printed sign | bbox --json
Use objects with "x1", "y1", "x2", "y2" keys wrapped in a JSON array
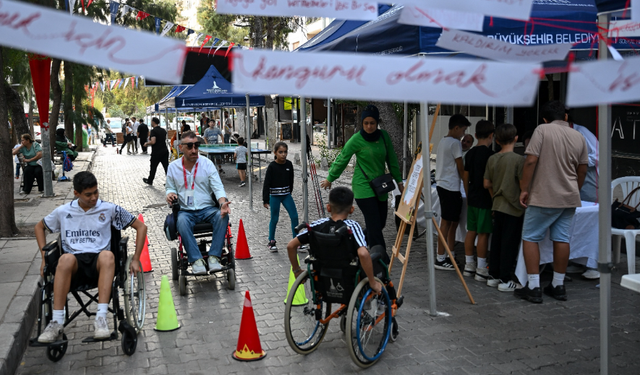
[
  {"x1": 399, "y1": 5, "x2": 484, "y2": 32},
  {"x1": 567, "y1": 56, "x2": 640, "y2": 106},
  {"x1": 398, "y1": 0, "x2": 534, "y2": 21},
  {"x1": 232, "y1": 49, "x2": 541, "y2": 106},
  {"x1": 0, "y1": 0, "x2": 187, "y2": 84},
  {"x1": 609, "y1": 20, "x2": 640, "y2": 38},
  {"x1": 436, "y1": 29, "x2": 573, "y2": 62},
  {"x1": 217, "y1": 0, "x2": 378, "y2": 21},
  {"x1": 611, "y1": 105, "x2": 640, "y2": 155}
]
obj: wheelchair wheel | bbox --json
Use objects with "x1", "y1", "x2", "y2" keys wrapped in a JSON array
[
  {"x1": 124, "y1": 257, "x2": 146, "y2": 330},
  {"x1": 46, "y1": 333, "x2": 67, "y2": 362},
  {"x1": 340, "y1": 315, "x2": 346, "y2": 333},
  {"x1": 171, "y1": 247, "x2": 179, "y2": 281},
  {"x1": 37, "y1": 285, "x2": 53, "y2": 335},
  {"x1": 284, "y1": 271, "x2": 330, "y2": 354},
  {"x1": 390, "y1": 317, "x2": 399, "y2": 342},
  {"x1": 179, "y1": 275, "x2": 187, "y2": 296},
  {"x1": 346, "y1": 277, "x2": 392, "y2": 369},
  {"x1": 121, "y1": 329, "x2": 137, "y2": 356},
  {"x1": 227, "y1": 268, "x2": 236, "y2": 290}
]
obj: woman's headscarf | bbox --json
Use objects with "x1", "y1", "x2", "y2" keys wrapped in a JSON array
[
  {"x1": 360, "y1": 104, "x2": 381, "y2": 142},
  {"x1": 55, "y1": 128, "x2": 66, "y2": 143}
]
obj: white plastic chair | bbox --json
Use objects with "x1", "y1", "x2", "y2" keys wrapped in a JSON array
[{"x1": 612, "y1": 176, "x2": 640, "y2": 274}]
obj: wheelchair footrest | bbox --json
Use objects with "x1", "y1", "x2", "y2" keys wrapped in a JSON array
[
  {"x1": 29, "y1": 338, "x2": 68, "y2": 348},
  {"x1": 81, "y1": 332, "x2": 117, "y2": 343},
  {"x1": 396, "y1": 295, "x2": 404, "y2": 309}
]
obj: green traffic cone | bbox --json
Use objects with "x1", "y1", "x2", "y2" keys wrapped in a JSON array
[
  {"x1": 154, "y1": 275, "x2": 181, "y2": 331},
  {"x1": 284, "y1": 255, "x2": 308, "y2": 305}
]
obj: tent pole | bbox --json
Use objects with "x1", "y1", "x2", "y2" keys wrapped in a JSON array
[
  {"x1": 247, "y1": 94, "x2": 253, "y2": 211},
  {"x1": 597, "y1": 12, "x2": 612, "y2": 375},
  {"x1": 327, "y1": 98, "x2": 331, "y2": 149},
  {"x1": 420, "y1": 101, "x2": 437, "y2": 316},
  {"x1": 403, "y1": 101, "x2": 408, "y2": 179},
  {"x1": 301, "y1": 96, "x2": 309, "y2": 223}
]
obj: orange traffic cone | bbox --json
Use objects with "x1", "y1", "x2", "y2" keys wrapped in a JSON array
[
  {"x1": 232, "y1": 291, "x2": 266, "y2": 361},
  {"x1": 235, "y1": 219, "x2": 252, "y2": 260},
  {"x1": 137, "y1": 214, "x2": 153, "y2": 272}
]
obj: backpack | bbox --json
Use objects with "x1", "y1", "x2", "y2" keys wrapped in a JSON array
[{"x1": 63, "y1": 151, "x2": 73, "y2": 172}]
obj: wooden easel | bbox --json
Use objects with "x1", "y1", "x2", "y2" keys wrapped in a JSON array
[{"x1": 389, "y1": 145, "x2": 475, "y2": 304}]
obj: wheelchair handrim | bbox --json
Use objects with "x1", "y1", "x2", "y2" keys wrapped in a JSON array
[{"x1": 356, "y1": 287, "x2": 391, "y2": 362}]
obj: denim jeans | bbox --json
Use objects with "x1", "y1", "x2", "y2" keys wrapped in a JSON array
[
  {"x1": 177, "y1": 206, "x2": 229, "y2": 263},
  {"x1": 269, "y1": 194, "x2": 299, "y2": 241}
]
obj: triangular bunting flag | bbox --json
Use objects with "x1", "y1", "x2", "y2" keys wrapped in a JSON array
[
  {"x1": 199, "y1": 35, "x2": 212, "y2": 52},
  {"x1": 154, "y1": 17, "x2": 162, "y2": 34},
  {"x1": 187, "y1": 29, "x2": 194, "y2": 36},
  {"x1": 225, "y1": 42, "x2": 235, "y2": 57},
  {"x1": 214, "y1": 40, "x2": 228, "y2": 55},
  {"x1": 100, "y1": 82, "x2": 105, "y2": 92},
  {"x1": 118, "y1": 79, "x2": 124, "y2": 89},
  {"x1": 123, "y1": 77, "x2": 129, "y2": 89},
  {"x1": 161, "y1": 21, "x2": 174, "y2": 37},
  {"x1": 122, "y1": 5, "x2": 131, "y2": 15},
  {"x1": 175, "y1": 25, "x2": 185, "y2": 33},
  {"x1": 131, "y1": 77, "x2": 135, "y2": 88},
  {"x1": 137, "y1": 11, "x2": 150, "y2": 21},
  {"x1": 69, "y1": 0, "x2": 76, "y2": 14},
  {"x1": 87, "y1": 0, "x2": 93, "y2": 8},
  {"x1": 110, "y1": 80, "x2": 117, "y2": 90},
  {"x1": 135, "y1": 76, "x2": 139, "y2": 89},
  {"x1": 80, "y1": 0, "x2": 85, "y2": 13},
  {"x1": 109, "y1": 2, "x2": 119, "y2": 24},
  {"x1": 208, "y1": 38, "x2": 221, "y2": 56},
  {"x1": 193, "y1": 33, "x2": 204, "y2": 47}
]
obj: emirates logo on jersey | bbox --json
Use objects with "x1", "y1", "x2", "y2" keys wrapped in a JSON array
[{"x1": 99, "y1": 213, "x2": 106, "y2": 222}]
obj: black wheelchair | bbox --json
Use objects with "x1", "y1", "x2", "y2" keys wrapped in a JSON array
[
  {"x1": 168, "y1": 201, "x2": 236, "y2": 295},
  {"x1": 284, "y1": 223, "x2": 403, "y2": 368},
  {"x1": 29, "y1": 227, "x2": 146, "y2": 362}
]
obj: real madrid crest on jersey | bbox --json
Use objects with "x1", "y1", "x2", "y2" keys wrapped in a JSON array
[{"x1": 99, "y1": 213, "x2": 106, "y2": 222}]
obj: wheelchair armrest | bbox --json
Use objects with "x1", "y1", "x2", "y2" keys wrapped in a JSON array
[
  {"x1": 120, "y1": 236, "x2": 129, "y2": 248},
  {"x1": 171, "y1": 200, "x2": 180, "y2": 214},
  {"x1": 42, "y1": 240, "x2": 60, "y2": 255},
  {"x1": 369, "y1": 245, "x2": 387, "y2": 264},
  {"x1": 295, "y1": 222, "x2": 308, "y2": 234}
]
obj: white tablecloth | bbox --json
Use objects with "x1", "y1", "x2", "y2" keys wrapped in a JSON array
[{"x1": 515, "y1": 201, "x2": 599, "y2": 286}]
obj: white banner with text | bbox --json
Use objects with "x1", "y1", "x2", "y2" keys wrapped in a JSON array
[
  {"x1": 567, "y1": 56, "x2": 640, "y2": 106},
  {"x1": 398, "y1": 0, "x2": 533, "y2": 21},
  {"x1": 0, "y1": 0, "x2": 187, "y2": 84},
  {"x1": 232, "y1": 49, "x2": 541, "y2": 106},
  {"x1": 436, "y1": 29, "x2": 573, "y2": 62},
  {"x1": 399, "y1": 5, "x2": 484, "y2": 32},
  {"x1": 216, "y1": 0, "x2": 378, "y2": 20}
]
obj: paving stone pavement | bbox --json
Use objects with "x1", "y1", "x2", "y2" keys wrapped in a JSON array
[{"x1": 15, "y1": 144, "x2": 640, "y2": 375}]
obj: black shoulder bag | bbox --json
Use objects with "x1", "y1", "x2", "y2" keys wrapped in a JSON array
[
  {"x1": 357, "y1": 135, "x2": 396, "y2": 196},
  {"x1": 612, "y1": 186, "x2": 640, "y2": 229}
]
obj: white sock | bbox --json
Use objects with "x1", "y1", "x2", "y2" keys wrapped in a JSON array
[
  {"x1": 96, "y1": 303, "x2": 109, "y2": 320},
  {"x1": 52, "y1": 310, "x2": 65, "y2": 324},
  {"x1": 477, "y1": 257, "x2": 487, "y2": 269},
  {"x1": 465, "y1": 255, "x2": 475, "y2": 265},
  {"x1": 437, "y1": 254, "x2": 446, "y2": 262},
  {"x1": 527, "y1": 274, "x2": 540, "y2": 289},
  {"x1": 552, "y1": 272, "x2": 565, "y2": 288}
]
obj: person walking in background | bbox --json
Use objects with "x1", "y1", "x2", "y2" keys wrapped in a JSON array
[
  {"x1": 434, "y1": 114, "x2": 470, "y2": 270},
  {"x1": 14, "y1": 143, "x2": 21, "y2": 179},
  {"x1": 137, "y1": 119, "x2": 149, "y2": 155},
  {"x1": 320, "y1": 104, "x2": 403, "y2": 251},
  {"x1": 119, "y1": 119, "x2": 133, "y2": 155},
  {"x1": 235, "y1": 137, "x2": 248, "y2": 187},
  {"x1": 263, "y1": 142, "x2": 298, "y2": 252},
  {"x1": 204, "y1": 120, "x2": 224, "y2": 174},
  {"x1": 103, "y1": 120, "x2": 115, "y2": 147},
  {"x1": 223, "y1": 111, "x2": 232, "y2": 144},
  {"x1": 142, "y1": 117, "x2": 169, "y2": 186},
  {"x1": 517, "y1": 101, "x2": 588, "y2": 303},
  {"x1": 131, "y1": 116, "x2": 139, "y2": 154},
  {"x1": 12, "y1": 134, "x2": 43, "y2": 195},
  {"x1": 484, "y1": 123, "x2": 525, "y2": 292},
  {"x1": 462, "y1": 120, "x2": 494, "y2": 282},
  {"x1": 199, "y1": 112, "x2": 208, "y2": 135}
]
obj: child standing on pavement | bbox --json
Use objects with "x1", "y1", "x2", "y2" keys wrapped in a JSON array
[
  {"x1": 263, "y1": 142, "x2": 299, "y2": 252},
  {"x1": 234, "y1": 137, "x2": 248, "y2": 187},
  {"x1": 462, "y1": 120, "x2": 495, "y2": 283},
  {"x1": 484, "y1": 124, "x2": 525, "y2": 292},
  {"x1": 14, "y1": 143, "x2": 22, "y2": 179}
]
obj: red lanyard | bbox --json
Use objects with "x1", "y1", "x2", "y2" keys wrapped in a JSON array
[{"x1": 182, "y1": 158, "x2": 198, "y2": 190}]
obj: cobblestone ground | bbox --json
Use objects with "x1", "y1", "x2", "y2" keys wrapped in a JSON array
[{"x1": 16, "y1": 146, "x2": 640, "y2": 375}]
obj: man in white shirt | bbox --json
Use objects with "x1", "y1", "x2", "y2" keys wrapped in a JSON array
[
  {"x1": 131, "y1": 116, "x2": 139, "y2": 154},
  {"x1": 567, "y1": 115, "x2": 598, "y2": 203},
  {"x1": 166, "y1": 131, "x2": 231, "y2": 275}
]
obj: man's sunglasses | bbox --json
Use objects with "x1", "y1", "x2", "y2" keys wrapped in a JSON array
[{"x1": 181, "y1": 142, "x2": 201, "y2": 149}]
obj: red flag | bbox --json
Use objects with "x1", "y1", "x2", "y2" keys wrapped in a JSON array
[
  {"x1": 137, "y1": 11, "x2": 150, "y2": 20},
  {"x1": 199, "y1": 35, "x2": 212, "y2": 53},
  {"x1": 225, "y1": 43, "x2": 235, "y2": 57},
  {"x1": 80, "y1": 0, "x2": 85, "y2": 12},
  {"x1": 87, "y1": 0, "x2": 93, "y2": 8},
  {"x1": 28, "y1": 55, "x2": 52, "y2": 130},
  {"x1": 175, "y1": 25, "x2": 185, "y2": 33}
]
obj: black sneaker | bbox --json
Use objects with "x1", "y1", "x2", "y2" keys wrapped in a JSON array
[
  {"x1": 515, "y1": 284, "x2": 543, "y2": 304},
  {"x1": 543, "y1": 283, "x2": 567, "y2": 301},
  {"x1": 268, "y1": 240, "x2": 278, "y2": 252},
  {"x1": 434, "y1": 258, "x2": 455, "y2": 271},
  {"x1": 143, "y1": 178, "x2": 152, "y2": 185}
]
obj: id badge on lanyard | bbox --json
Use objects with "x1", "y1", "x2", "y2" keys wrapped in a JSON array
[{"x1": 183, "y1": 159, "x2": 198, "y2": 207}]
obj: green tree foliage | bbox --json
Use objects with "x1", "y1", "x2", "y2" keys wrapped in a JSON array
[{"x1": 197, "y1": 0, "x2": 247, "y2": 45}]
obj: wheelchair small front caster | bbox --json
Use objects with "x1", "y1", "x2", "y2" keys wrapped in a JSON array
[
  {"x1": 121, "y1": 329, "x2": 137, "y2": 356},
  {"x1": 390, "y1": 317, "x2": 399, "y2": 342},
  {"x1": 227, "y1": 268, "x2": 236, "y2": 290},
  {"x1": 179, "y1": 275, "x2": 187, "y2": 296},
  {"x1": 340, "y1": 315, "x2": 346, "y2": 333},
  {"x1": 46, "y1": 334, "x2": 68, "y2": 362}
]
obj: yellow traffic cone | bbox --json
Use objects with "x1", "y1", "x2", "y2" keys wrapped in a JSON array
[
  {"x1": 154, "y1": 275, "x2": 181, "y2": 331},
  {"x1": 284, "y1": 255, "x2": 308, "y2": 305}
]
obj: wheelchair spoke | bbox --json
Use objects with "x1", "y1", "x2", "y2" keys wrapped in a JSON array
[{"x1": 284, "y1": 272, "x2": 330, "y2": 354}]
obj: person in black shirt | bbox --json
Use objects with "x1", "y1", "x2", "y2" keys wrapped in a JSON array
[
  {"x1": 262, "y1": 142, "x2": 298, "y2": 252},
  {"x1": 137, "y1": 119, "x2": 149, "y2": 154},
  {"x1": 462, "y1": 120, "x2": 495, "y2": 283},
  {"x1": 143, "y1": 117, "x2": 168, "y2": 185}
]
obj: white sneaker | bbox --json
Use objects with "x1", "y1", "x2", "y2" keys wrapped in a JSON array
[
  {"x1": 474, "y1": 267, "x2": 489, "y2": 282},
  {"x1": 486, "y1": 277, "x2": 500, "y2": 288},
  {"x1": 208, "y1": 256, "x2": 222, "y2": 272},
  {"x1": 498, "y1": 280, "x2": 522, "y2": 292},
  {"x1": 38, "y1": 321, "x2": 64, "y2": 343},
  {"x1": 583, "y1": 269, "x2": 600, "y2": 279},
  {"x1": 94, "y1": 316, "x2": 110, "y2": 340},
  {"x1": 463, "y1": 263, "x2": 476, "y2": 277},
  {"x1": 191, "y1": 259, "x2": 207, "y2": 275}
]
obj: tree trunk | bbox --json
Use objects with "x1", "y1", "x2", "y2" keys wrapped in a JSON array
[
  {"x1": 372, "y1": 101, "x2": 405, "y2": 171},
  {"x1": 49, "y1": 59, "x2": 62, "y2": 157},
  {"x1": 264, "y1": 96, "x2": 277, "y2": 149},
  {"x1": 63, "y1": 61, "x2": 74, "y2": 140},
  {"x1": 0, "y1": 48, "x2": 20, "y2": 236},
  {"x1": 74, "y1": 94, "x2": 83, "y2": 152},
  {"x1": 3, "y1": 83, "x2": 29, "y2": 137},
  {"x1": 265, "y1": 17, "x2": 275, "y2": 50}
]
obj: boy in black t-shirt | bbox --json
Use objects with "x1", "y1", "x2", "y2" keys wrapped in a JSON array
[
  {"x1": 462, "y1": 120, "x2": 495, "y2": 284},
  {"x1": 286, "y1": 187, "x2": 382, "y2": 293}
]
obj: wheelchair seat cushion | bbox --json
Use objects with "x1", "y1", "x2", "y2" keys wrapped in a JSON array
[{"x1": 193, "y1": 222, "x2": 214, "y2": 234}]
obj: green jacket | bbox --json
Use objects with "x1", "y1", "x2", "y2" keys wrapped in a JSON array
[{"x1": 327, "y1": 130, "x2": 402, "y2": 201}]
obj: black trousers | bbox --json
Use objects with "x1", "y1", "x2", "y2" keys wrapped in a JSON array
[
  {"x1": 23, "y1": 164, "x2": 43, "y2": 194},
  {"x1": 489, "y1": 211, "x2": 524, "y2": 282},
  {"x1": 355, "y1": 197, "x2": 389, "y2": 250},
  {"x1": 147, "y1": 152, "x2": 168, "y2": 184},
  {"x1": 132, "y1": 136, "x2": 138, "y2": 152},
  {"x1": 139, "y1": 136, "x2": 148, "y2": 153},
  {"x1": 103, "y1": 133, "x2": 115, "y2": 146},
  {"x1": 120, "y1": 135, "x2": 131, "y2": 153}
]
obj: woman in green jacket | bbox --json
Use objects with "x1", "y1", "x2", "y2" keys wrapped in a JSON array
[
  {"x1": 55, "y1": 128, "x2": 78, "y2": 161},
  {"x1": 320, "y1": 105, "x2": 404, "y2": 250}
]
